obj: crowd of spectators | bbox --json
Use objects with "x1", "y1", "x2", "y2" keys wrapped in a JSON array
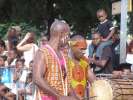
[
  {"x1": 0, "y1": 25, "x2": 132, "y2": 100},
  {"x1": 0, "y1": 27, "x2": 48, "y2": 100}
]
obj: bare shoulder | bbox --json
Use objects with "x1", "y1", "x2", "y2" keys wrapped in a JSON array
[
  {"x1": 33, "y1": 48, "x2": 47, "y2": 69},
  {"x1": 34, "y1": 47, "x2": 48, "y2": 61},
  {"x1": 35, "y1": 48, "x2": 45, "y2": 57}
]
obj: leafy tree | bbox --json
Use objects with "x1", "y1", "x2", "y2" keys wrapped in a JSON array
[{"x1": 0, "y1": 0, "x2": 112, "y2": 38}]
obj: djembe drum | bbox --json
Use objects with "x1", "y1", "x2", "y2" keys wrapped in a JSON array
[{"x1": 90, "y1": 78, "x2": 133, "y2": 100}]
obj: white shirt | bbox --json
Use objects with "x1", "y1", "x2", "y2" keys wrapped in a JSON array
[{"x1": 24, "y1": 44, "x2": 38, "y2": 68}]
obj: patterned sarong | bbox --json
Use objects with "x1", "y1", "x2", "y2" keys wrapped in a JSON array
[{"x1": 34, "y1": 45, "x2": 68, "y2": 100}]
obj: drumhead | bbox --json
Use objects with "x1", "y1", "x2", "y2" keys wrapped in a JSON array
[{"x1": 90, "y1": 79, "x2": 113, "y2": 100}]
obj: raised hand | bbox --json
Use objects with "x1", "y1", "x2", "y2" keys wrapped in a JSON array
[{"x1": 24, "y1": 32, "x2": 31, "y2": 40}]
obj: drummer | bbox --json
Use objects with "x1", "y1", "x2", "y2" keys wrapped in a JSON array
[
  {"x1": 112, "y1": 63, "x2": 131, "y2": 78},
  {"x1": 68, "y1": 34, "x2": 96, "y2": 99}
]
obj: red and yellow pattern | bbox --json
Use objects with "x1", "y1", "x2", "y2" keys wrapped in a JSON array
[
  {"x1": 68, "y1": 58, "x2": 88, "y2": 98},
  {"x1": 72, "y1": 65, "x2": 84, "y2": 82}
]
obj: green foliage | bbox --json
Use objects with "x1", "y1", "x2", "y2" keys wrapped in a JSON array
[
  {"x1": 0, "y1": 24, "x2": 7, "y2": 38},
  {"x1": 0, "y1": 0, "x2": 112, "y2": 38},
  {"x1": 19, "y1": 22, "x2": 41, "y2": 37},
  {"x1": 0, "y1": 22, "x2": 41, "y2": 40},
  {"x1": 0, "y1": 22, "x2": 16, "y2": 39},
  {"x1": 54, "y1": 0, "x2": 111, "y2": 34}
]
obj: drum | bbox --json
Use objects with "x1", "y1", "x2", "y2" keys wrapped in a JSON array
[{"x1": 90, "y1": 79, "x2": 133, "y2": 100}]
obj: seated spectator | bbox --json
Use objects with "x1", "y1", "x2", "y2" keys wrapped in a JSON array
[
  {"x1": 88, "y1": 33, "x2": 113, "y2": 74},
  {"x1": 112, "y1": 63, "x2": 131, "y2": 78},
  {"x1": 17, "y1": 32, "x2": 38, "y2": 68},
  {"x1": 95, "y1": 9, "x2": 115, "y2": 58}
]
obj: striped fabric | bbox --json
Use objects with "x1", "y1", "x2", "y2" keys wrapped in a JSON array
[{"x1": 35, "y1": 46, "x2": 67, "y2": 100}]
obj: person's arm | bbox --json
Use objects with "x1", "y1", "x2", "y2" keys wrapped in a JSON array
[
  {"x1": 87, "y1": 67, "x2": 96, "y2": 83},
  {"x1": 6, "y1": 41, "x2": 11, "y2": 51},
  {"x1": 102, "y1": 28, "x2": 115, "y2": 41},
  {"x1": 89, "y1": 47, "x2": 111, "y2": 68},
  {"x1": 89, "y1": 56, "x2": 107, "y2": 68},
  {"x1": 90, "y1": 58, "x2": 108, "y2": 68},
  {"x1": 102, "y1": 21, "x2": 115, "y2": 41},
  {"x1": 16, "y1": 33, "x2": 32, "y2": 51},
  {"x1": 33, "y1": 49, "x2": 60, "y2": 99}
]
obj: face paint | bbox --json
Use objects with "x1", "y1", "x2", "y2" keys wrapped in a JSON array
[
  {"x1": 69, "y1": 40, "x2": 87, "y2": 49},
  {"x1": 60, "y1": 32, "x2": 70, "y2": 47},
  {"x1": 70, "y1": 40, "x2": 87, "y2": 60}
]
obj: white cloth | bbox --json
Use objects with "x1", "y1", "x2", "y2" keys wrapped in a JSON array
[
  {"x1": 10, "y1": 83, "x2": 17, "y2": 94},
  {"x1": 25, "y1": 82, "x2": 33, "y2": 100},
  {"x1": 10, "y1": 59, "x2": 17, "y2": 66},
  {"x1": 126, "y1": 54, "x2": 133, "y2": 64},
  {"x1": 24, "y1": 44, "x2": 38, "y2": 68},
  {"x1": 33, "y1": 86, "x2": 41, "y2": 100},
  {"x1": 4, "y1": 83, "x2": 17, "y2": 94},
  {"x1": 19, "y1": 69, "x2": 28, "y2": 83}
]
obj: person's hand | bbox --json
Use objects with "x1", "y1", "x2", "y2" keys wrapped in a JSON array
[
  {"x1": 112, "y1": 71, "x2": 122, "y2": 78},
  {"x1": 59, "y1": 96, "x2": 78, "y2": 100},
  {"x1": 24, "y1": 32, "x2": 31, "y2": 40}
]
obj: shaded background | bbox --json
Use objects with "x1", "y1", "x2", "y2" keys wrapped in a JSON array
[
  {"x1": 0, "y1": 0, "x2": 132, "y2": 38},
  {"x1": 0, "y1": 0, "x2": 112, "y2": 37}
]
